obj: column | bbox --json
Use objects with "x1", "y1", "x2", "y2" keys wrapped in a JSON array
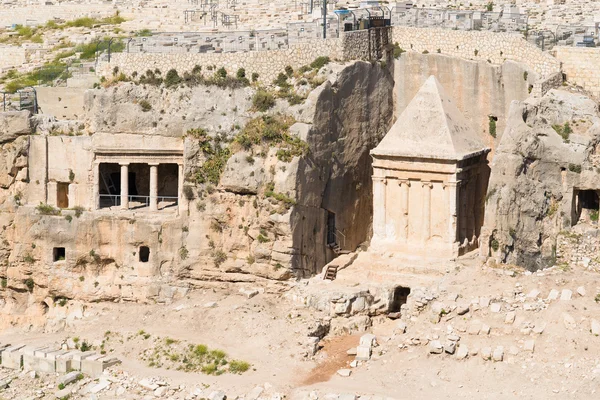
[
  {"x1": 372, "y1": 176, "x2": 387, "y2": 240},
  {"x1": 422, "y1": 181, "x2": 432, "y2": 243},
  {"x1": 149, "y1": 163, "x2": 158, "y2": 211},
  {"x1": 93, "y1": 163, "x2": 100, "y2": 210},
  {"x1": 120, "y1": 163, "x2": 129, "y2": 210},
  {"x1": 466, "y1": 178, "x2": 475, "y2": 244},
  {"x1": 177, "y1": 163, "x2": 185, "y2": 215},
  {"x1": 399, "y1": 180, "x2": 410, "y2": 241},
  {"x1": 459, "y1": 182, "x2": 468, "y2": 244},
  {"x1": 445, "y1": 181, "x2": 458, "y2": 244}
]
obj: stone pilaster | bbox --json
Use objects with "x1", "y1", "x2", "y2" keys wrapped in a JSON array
[
  {"x1": 399, "y1": 179, "x2": 410, "y2": 241},
  {"x1": 422, "y1": 181, "x2": 433, "y2": 242},
  {"x1": 120, "y1": 163, "x2": 129, "y2": 210},
  {"x1": 149, "y1": 163, "x2": 158, "y2": 211},
  {"x1": 372, "y1": 176, "x2": 387, "y2": 240}
]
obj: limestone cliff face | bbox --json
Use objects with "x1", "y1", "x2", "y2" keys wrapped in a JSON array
[
  {"x1": 481, "y1": 89, "x2": 600, "y2": 270},
  {"x1": 0, "y1": 61, "x2": 394, "y2": 328},
  {"x1": 291, "y1": 61, "x2": 394, "y2": 275},
  {"x1": 394, "y1": 53, "x2": 533, "y2": 153}
]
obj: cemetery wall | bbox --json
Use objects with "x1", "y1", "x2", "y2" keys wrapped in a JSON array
[
  {"x1": 101, "y1": 38, "x2": 343, "y2": 83},
  {"x1": 390, "y1": 26, "x2": 561, "y2": 78},
  {"x1": 0, "y1": 46, "x2": 26, "y2": 70},
  {"x1": 554, "y1": 47, "x2": 600, "y2": 99}
]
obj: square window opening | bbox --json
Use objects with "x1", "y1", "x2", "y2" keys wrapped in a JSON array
[
  {"x1": 53, "y1": 247, "x2": 66, "y2": 262},
  {"x1": 139, "y1": 246, "x2": 150, "y2": 262}
]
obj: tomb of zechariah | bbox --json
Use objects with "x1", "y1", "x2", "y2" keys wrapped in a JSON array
[{"x1": 370, "y1": 76, "x2": 490, "y2": 259}]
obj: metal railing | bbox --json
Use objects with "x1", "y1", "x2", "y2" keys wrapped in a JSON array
[{"x1": 99, "y1": 194, "x2": 178, "y2": 210}]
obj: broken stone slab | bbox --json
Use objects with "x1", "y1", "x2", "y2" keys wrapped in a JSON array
[
  {"x1": 456, "y1": 304, "x2": 469, "y2": 315},
  {"x1": 505, "y1": 311, "x2": 516, "y2": 324},
  {"x1": 456, "y1": 345, "x2": 468, "y2": 360},
  {"x1": 577, "y1": 286, "x2": 586, "y2": 297},
  {"x1": 81, "y1": 354, "x2": 118, "y2": 377},
  {"x1": 346, "y1": 347, "x2": 357, "y2": 356},
  {"x1": 563, "y1": 313, "x2": 576, "y2": 330},
  {"x1": 524, "y1": 340, "x2": 535, "y2": 352},
  {"x1": 526, "y1": 289, "x2": 540, "y2": 298},
  {"x1": 490, "y1": 303, "x2": 501, "y2": 313},
  {"x1": 547, "y1": 289, "x2": 560, "y2": 301},
  {"x1": 532, "y1": 323, "x2": 546, "y2": 334},
  {"x1": 204, "y1": 302, "x2": 218, "y2": 308},
  {"x1": 139, "y1": 378, "x2": 160, "y2": 391},
  {"x1": 467, "y1": 321, "x2": 481, "y2": 335},
  {"x1": 591, "y1": 319, "x2": 600, "y2": 336},
  {"x1": 492, "y1": 346, "x2": 504, "y2": 362},
  {"x1": 560, "y1": 289, "x2": 572, "y2": 301},
  {"x1": 396, "y1": 321, "x2": 407, "y2": 334},
  {"x1": 444, "y1": 341, "x2": 456, "y2": 354},
  {"x1": 480, "y1": 324, "x2": 491, "y2": 335},
  {"x1": 247, "y1": 386, "x2": 263, "y2": 400},
  {"x1": 337, "y1": 369, "x2": 352, "y2": 377},
  {"x1": 239, "y1": 288, "x2": 259, "y2": 299},
  {"x1": 59, "y1": 371, "x2": 81, "y2": 386},
  {"x1": 208, "y1": 390, "x2": 226, "y2": 400},
  {"x1": 359, "y1": 333, "x2": 377, "y2": 348},
  {"x1": 481, "y1": 347, "x2": 492, "y2": 361},
  {"x1": 428, "y1": 340, "x2": 443, "y2": 354},
  {"x1": 155, "y1": 386, "x2": 168, "y2": 397},
  {"x1": 89, "y1": 378, "x2": 111, "y2": 394},
  {"x1": 55, "y1": 387, "x2": 71, "y2": 399},
  {"x1": 1, "y1": 345, "x2": 25, "y2": 369},
  {"x1": 479, "y1": 297, "x2": 490, "y2": 307},
  {"x1": 355, "y1": 345, "x2": 371, "y2": 361}
]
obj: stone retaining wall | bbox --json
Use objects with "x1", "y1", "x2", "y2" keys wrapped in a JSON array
[
  {"x1": 101, "y1": 38, "x2": 343, "y2": 84},
  {"x1": 390, "y1": 26, "x2": 561, "y2": 79},
  {"x1": 554, "y1": 47, "x2": 600, "y2": 99}
]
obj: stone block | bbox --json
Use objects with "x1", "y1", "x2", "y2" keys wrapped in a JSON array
[
  {"x1": 546, "y1": 289, "x2": 559, "y2": 300},
  {"x1": 524, "y1": 340, "x2": 535, "y2": 353},
  {"x1": 22, "y1": 346, "x2": 49, "y2": 371},
  {"x1": 1, "y1": 345, "x2": 25, "y2": 369},
  {"x1": 71, "y1": 351, "x2": 96, "y2": 370},
  {"x1": 81, "y1": 355, "x2": 120, "y2": 377},
  {"x1": 456, "y1": 345, "x2": 468, "y2": 359},
  {"x1": 492, "y1": 346, "x2": 504, "y2": 362},
  {"x1": 56, "y1": 352, "x2": 77, "y2": 373},
  {"x1": 591, "y1": 319, "x2": 600, "y2": 336},
  {"x1": 428, "y1": 340, "x2": 443, "y2": 354},
  {"x1": 490, "y1": 303, "x2": 501, "y2": 313},
  {"x1": 481, "y1": 347, "x2": 492, "y2": 361},
  {"x1": 359, "y1": 333, "x2": 377, "y2": 348},
  {"x1": 59, "y1": 371, "x2": 81, "y2": 386},
  {"x1": 560, "y1": 289, "x2": 572, "y2": 301},
  {"x1": 355, "y1": 345, "x2": 371, "y2": 361},
  {"x1": 337, "y1": 369, "x2": 352, "y2": 377}
]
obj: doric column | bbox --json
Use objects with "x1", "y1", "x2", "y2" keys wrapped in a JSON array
[
  {"x1": 399, "y1": 179, "x2": 410, "y2": 241},
  {"x1": 120, "y1": 163, "x2": 129, "y2": 210},
  {"x1": 372, "y1": 176, "x2": 387, "y2": 240},
  {"x1": 149, "y1": 163, "x2": 158, "y2": 211},
  {"x1": 422, "y1": 181, "x2": 433, "y2": 242},
  {"x1": 93, "y1": 163, "x2": 100, "y2": 210},
  {"x1": 459, "y1": 181, "x2": 468, "y2": 244},
  {"x1": 466, "y1": 177, "x2": 475, "y2": 243},
  {"x1": 445, "y1": 181, "x2": 459, "y2": 244},
  {"x1": 178, "y1": 163, "x2": 185, "y2": 214}
]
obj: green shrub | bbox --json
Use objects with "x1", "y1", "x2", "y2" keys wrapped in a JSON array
[
  {"x1": 490, "y1": 239, "x2": 499, "y2": 252},
  {"x1": 591, "y1": 210, "x2": 599, "y2": 222},
  {"x1": 273, "y1": 72, "x2": 289, "y2": 87},
  {"x1": 285, "y1": 65, "x2": 294, "y2": 77},
  {"x1": 179, "y1": 247, "x2": 189, "y2": 260},
  {"x1": 36, "y1": 203, "x2": 60, "y2": 215},
  {"x1": 24, "y1": 278, "x2": 34, "y2": 292},
  {"x1": 229, "y1": 360, "x2": 250, "y2": 374},
  {"x1": 1, "y1": 278, "x2": 7, "y2": 288},
  {"x1": 213, "y1": 250, "x2": 227, "y2": 267},
  {"x1": 139, "y1": 100, "x2": 152, "y2": 112},
  {"x1": 310, "y1": 56, "x2": 330, "y2": 70},
  {"x1": 252, "y1": 90, "x2": 275, "y2": 111},
  {"x1": 552, "y1": 122, "x2": 572, "y2": 142},
  {"x1": 568, "y1": 163, "x2": 582, "y2": 173},
  {"x1": 216, "y1": 67, "x2": 227, "y2": 79},
  {"x1": 164, "y1": 69, "x2": 181, "y2": 87},
  {"x1": 392, "y1": 42, "x2": 405, "y2": 59},
  {"x1": 251, "y1": 72, "x2": 259, "y2": 82},
  {"x1": 236, "y1": 68, "x2": 246, "y2": 79},
  {"x1": 489, "y1": 116, "x2": 497, "y2": 138}
]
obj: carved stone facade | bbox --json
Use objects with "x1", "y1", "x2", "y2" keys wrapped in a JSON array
[{"x1": 370, "y1": 76, "x2": 490, "y2": 258}]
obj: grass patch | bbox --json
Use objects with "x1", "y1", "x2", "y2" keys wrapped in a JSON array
[
  {"x1": 140, "y1": 338, "x2": 250, "y2": 375},
  {"x1": 36, "y1": 203, "x2": 60, "y2": 215},
  {"x1": 552, "y1": 122, "x2": 572, "y2": 142}
]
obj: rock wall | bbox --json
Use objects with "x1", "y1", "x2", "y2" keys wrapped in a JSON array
[
  {"x1": 100, "y1": 38, "x2": 343, "y2": 84},
  {"x1": 291, "y1": 61, "x2": 394, "y2": 275},
  {"x1": 480, "y1": 89, "x2": 600, "y2": 270},
  {"x1": 0, "y1": 60, "x2": 394, "y2": 327},
  {"x1": 554, "y1": 46, "x2": 600, "y2": 99},
  {"x1": 393, "y1": 52, "x2": 533, "y2": 151}
]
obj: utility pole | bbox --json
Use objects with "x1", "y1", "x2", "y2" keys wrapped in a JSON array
[{"x1": 322, "y1": 0, "x2": 327, "y2": 38}]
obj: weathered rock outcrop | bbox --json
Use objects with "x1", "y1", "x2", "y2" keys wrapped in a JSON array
[
  {"x1": 481, "y1": 89, "x2": 600, "y2": 270},
  {"x1": 0, "y1": 110, "x2": 31, "y2": 143}
]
